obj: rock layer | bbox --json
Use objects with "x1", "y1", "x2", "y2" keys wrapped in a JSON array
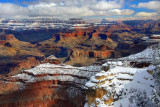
[{"x1": 0, "y1": 62, "x2": 101, "y2": 107}]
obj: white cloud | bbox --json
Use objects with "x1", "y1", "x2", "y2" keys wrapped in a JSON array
[
  {"x1": 29, "y1": 2, "x2": 57, "y2": 9},
  {"x1": 0, "y1": 3, "x2": 28, "y2": 16},
  {"x1": 91, "y1": 1, "x2": 122, "y2": 11},
  {"x1": 28, "y1": 6, "x2": 95, "y2": 17},
  {"x1": 109, "y1": 9, "x2": 135, "y2": 15},
  {"x1": 135, "y1": 12, "x2": 159, "y2": 17},
  {"x1": 0, "y1": 0, "x2": 135, "y2": 18},
  {"x1": 137, "y1": 1, "x2": 160, "y2": 10}
]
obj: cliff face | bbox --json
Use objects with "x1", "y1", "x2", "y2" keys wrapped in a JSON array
[
  {"x1": 38, "y1": 27, "x2": 119, "y2": 66},
  {"x1": 0, "y1": 40, "x2": 7, "y2": 46},
  {"x1": 64, "y1": 48, "x2": 113, "y2": 66},
  {"x1": 0, "y1": 34, "x2": 16, "y2": 40},
  {"x1": 0, "y1": 57, "x2": 42, "y2": 75},
  {"x1": 0, "y1": 61, "x2": 101, "y2": 107},
  {"x1": 0, "y1": 80, "x2": 84, "y2": 107},
  {"x1": 37, "y1": 22, "x2": 155, "y2": 66},
  {"x1": 1, "y1": 43, "x2": 159, "y2": 107},
  {"x1": 0, "y1": 21, "x2": 156, "y2": 75},
  {"x1": 9, "y1": 57, "x2": 40, "y2": 73},
  {"x1": 0, "y1": 34, "x2": 44, "y2": 75},
  {"x1": 70, "y1": 49, "x2": 113, "y2": 59}
]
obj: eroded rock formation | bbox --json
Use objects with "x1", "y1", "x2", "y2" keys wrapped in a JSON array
[
  {"x1": 0, "y1": 34, "x2": 44, "y2": 75},
  {"x1": 0, "y1": 61, "x2": 101, "y2": 107}
]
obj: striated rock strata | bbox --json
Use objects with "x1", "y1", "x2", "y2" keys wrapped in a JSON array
[{"x1": 0, "y1": 61, "x2": 101, "y2": 107}]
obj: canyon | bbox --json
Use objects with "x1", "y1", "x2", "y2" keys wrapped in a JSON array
[
  {"x1": 0, "y1": 43, "x2": 160, "y2": 107},
  {"x1": 0, "y1": 19, "x2": 160, "y2": 106}
]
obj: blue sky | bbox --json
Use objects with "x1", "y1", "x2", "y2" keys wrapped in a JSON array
[{"x1": 0, "y1": 0, "x2": 159, "y2": 20}]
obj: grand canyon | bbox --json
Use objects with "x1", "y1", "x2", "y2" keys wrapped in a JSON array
[{"x1": 0, "y1": 0, "x2": 160, "y2": 107}]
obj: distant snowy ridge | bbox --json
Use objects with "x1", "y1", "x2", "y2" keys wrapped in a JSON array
[{"x1": 120, "y1": 43, "x2": 160, "y2": 62}]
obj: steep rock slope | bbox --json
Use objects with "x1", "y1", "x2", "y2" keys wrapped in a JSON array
[
  {"x1": 84, "y1": 43, "x2": 160, "y2": 107},
  {"x1": 0, "y1": 34, "x2": 44, "y2": 75},
  {"x1": 38, "y1": 28, "x2": 117, "y2": 66}
]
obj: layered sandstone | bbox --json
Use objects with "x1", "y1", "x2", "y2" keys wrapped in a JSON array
[
  {"x1": 0, "y1": 61, "x2": 101, "y2": 107},
  {"x1": 65, "y1": 48, "x2": 113, "y2": 66}
]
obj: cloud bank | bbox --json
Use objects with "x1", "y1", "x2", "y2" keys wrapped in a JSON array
[
  {"x1": 137, "y1": 1, "x2": 160, "y2": 11},
  {"x1": 132, "y1": 1, "x2": 160, "y2": 18},
  {"x1": 135, "y1": 12, "x2": 159, "y2": 17},
  {"x1": 0, "y1": 0, "x2": 160, "y2": 19},
  {"x1": 0, "y1": 0, "x2": 134, "y2": 18}
]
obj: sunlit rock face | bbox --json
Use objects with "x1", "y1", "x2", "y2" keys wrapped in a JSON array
[
  {"x1": 0, "y1": 57, "x2": 101, "y2": 107},
  {"x1": 65, "y1": 48, "x2": 113, "y2": 66}
]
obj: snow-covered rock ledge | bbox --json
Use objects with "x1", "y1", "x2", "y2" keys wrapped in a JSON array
[
  {"x1": 11, "y1": 63, "x2": 101, "y2": 89},
  {"x1": 84, "y1": 43, "x2": 160, "y2": 107}
]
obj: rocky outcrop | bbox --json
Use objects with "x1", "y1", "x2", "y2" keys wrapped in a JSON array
[
  {"x1": 70, "y1": 48, "x2": 112, "y2": 59},
  {"x1": 0, "y1": 80, "x2": 84, "y2": 107},
  {"x1": 84, "y1": 43, "x2": 160, "y2": 106},
  {"x1": 0, "y1": 62, "x2": 101, "y2": 107},
  {"x1": 10, "y1": 57, "x2": 40, "y2": 72},
  {"x1": 65, "y1": 49, "x2": 113, "y2": 66},
  {"x1": 37, "y1": 24, "x2": 151, "y2": 66},
  {"x1": 0, "y1": 34, "x2": 44, "y2": 75},
  {"x1": 41, "y1": 55, "x2": 61, "y2": 64},
  {"x1": 52, "y1": 29, "x2": 87, "y2": 41},
  {"x1": 0, "y1": 57, "x2": 41, "y2": 74},
  {"x1": 95, "y1": 45, "x2": 111, "y2": 51},
  {"x1": 0, "y1": 40, "x2": 7, "y2": 46},
  {"x1": 84, "y1": 60, "x2": 158, "y2": 107},
  {"x1": 0, "y1": 34, "x2": 16, "y2": 41}
]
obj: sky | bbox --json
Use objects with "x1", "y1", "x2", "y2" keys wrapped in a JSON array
[{"x1": 0, "y1": 0, "x2": 160, "y2": 20}]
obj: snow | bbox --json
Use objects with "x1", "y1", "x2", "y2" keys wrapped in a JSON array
[
  {"x1": 12, "y1": 73, "x2": 33, "y2": 80},
  {"x1": 116, "y1": 74, "x2": 133, "y2": 80},
  {"x1": 84, "y1": 43, "x2": 160, "y2": 107},
  {"x1": 121, "y1": 48, "x2": 153, "y2": 61},
  {"x1": 90, "y1": 76, "x2": 99, "y2": 83},
  {"x1": 0, "y1": 18, "x2": 88, "y2": 31},
  {"x1": 85, "y1": 65, "x2": 149, "y2": 94},
  {"x1": 103, "y1": 61, "x2": 123, "y2": 67},
  {"x1": 147, "y1": 65, "x2": 156, "y2": 71},
  {"x1": 12, "y1": 62, "x2": 101, "y2": 89},
  {"x1": 117, "y1": 61, "x2": 123, "y2": 66},
  {"x1": 120, "y1": 43, "x2": 160, "y2": 62},
  {"x1": 141, "y1": 36, "x2": 149, "y2": 40},
  {"x1": 85, "y1": 81, "x2": 97, "y2": 88},
  {"x1": 113, "y1": 69, "x2": 155, "y2": 106},
  {"x1": 23, "y1": 63, "x2": 100, "y2": 82},
  {"x1": 47, "y1": 55, "x2": 58, "y2": 59},
  {"x1": 151, "y1": 34, "x2": 160, "y2": 38}
]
